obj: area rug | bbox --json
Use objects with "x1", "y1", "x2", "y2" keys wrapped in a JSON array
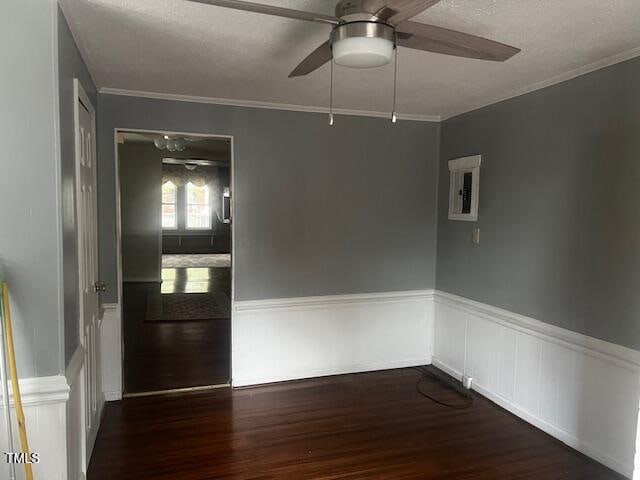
[
  {"x1": 162, "y1": 254, "x2": 231, "y2": 268},
  {"x1": 146, "y1": 292, "x2": 231, "y2": 322}
]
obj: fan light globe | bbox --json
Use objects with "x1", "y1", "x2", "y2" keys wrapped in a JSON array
[{"x1": 332, "y1": 37, "x2": 394, "y2": 68}]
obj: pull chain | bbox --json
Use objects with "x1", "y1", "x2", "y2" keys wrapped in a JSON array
[
  {"x1": 391, "y1": 34, "x2": 398, "y2": 123},
  {"x1": 328, "y1": 59, "x2": 334, "y2": 126}
]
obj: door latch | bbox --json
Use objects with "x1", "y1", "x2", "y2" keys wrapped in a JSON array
[{"x1": 94, "y1": 282, "x2": 107, "y2": 293}]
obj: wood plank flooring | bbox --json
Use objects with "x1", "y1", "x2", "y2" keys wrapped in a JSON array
[
  {"x1": 123, "y1": 266, "x2": 231, "y2": 393},
  {"x1": 88, "y1": 367, "x2": 623, "y2": 480}
]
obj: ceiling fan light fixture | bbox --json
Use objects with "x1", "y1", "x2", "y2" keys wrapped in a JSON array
[
  {"x1": 331, "y1": 22, "x2": 395, "y2": 69},
  {"x1": 197, "y1": 0, "x2": 521, "y2": 79},
  {"x1": 333, "y1": 37, "x2": 394, "y2": 68}
]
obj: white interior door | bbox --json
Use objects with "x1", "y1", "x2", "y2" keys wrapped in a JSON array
[{"x1": 74, "y1": 79, "x2": 102, "y2": 471}]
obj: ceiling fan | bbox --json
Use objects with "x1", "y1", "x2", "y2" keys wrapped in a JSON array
[{"x1": 187, "y1": 0, "x2": 521, "y2": 77}]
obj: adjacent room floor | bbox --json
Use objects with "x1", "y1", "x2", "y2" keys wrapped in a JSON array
[
  {"x1": 122, "y1": 258, "x2": 231, "y2": 394},
  {"x1": 161, "y1": 253, "x2": 231, "y2": 269},
  {"x1": 88, "y1": 367, "x2": 623, "y2": 479}
]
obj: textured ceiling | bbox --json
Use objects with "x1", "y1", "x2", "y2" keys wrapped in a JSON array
[{"x1": 63, "y1": 0, "x2": 640, "y2": 119}]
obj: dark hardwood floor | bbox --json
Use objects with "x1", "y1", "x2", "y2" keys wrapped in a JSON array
[
  {"x1": 88, "y1": 367, "x2": 623, "y2": 479},
  {"x1": 123, "y1": 266, "x2": 230, "y2": 393}
]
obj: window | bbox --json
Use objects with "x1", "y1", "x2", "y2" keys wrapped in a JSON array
[
  {"x1": 162, "y1": 181, "x2": 177, "y2": 229},
  {"x1": 186, "y1": 182, "x2": 211, "y2": 229}
]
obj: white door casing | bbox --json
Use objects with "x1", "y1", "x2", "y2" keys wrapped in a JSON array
[{"x1": 74, "y1": 78, "x2": 102, "y2": 472}]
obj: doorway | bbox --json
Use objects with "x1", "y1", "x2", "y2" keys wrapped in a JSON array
[{"x1": 116, "y1": 130, "x2": 233, "y2": 395}]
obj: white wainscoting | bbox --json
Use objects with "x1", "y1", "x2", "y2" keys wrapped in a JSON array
[
  {"x1": 0, "y1": 374, "x2": 69, "y2": 479},
  {"x1": 101, "y1": 303, "x2": 122, "y2": 401},
  {"x1": 432, "y1": 291, "x2": 640, "y2": 478},
  {"x1": 0, "y1": 344, "x2": 96, "y2": 479},
  {"x1": 11, "y1": 341, "x2": 106, "y2": 480},
  {"x1": 232, "y1": 290, "x2": 434, "y2": 387},
  {"x1": 97, "y1": 290, "x2": 639, "y2": 477}
]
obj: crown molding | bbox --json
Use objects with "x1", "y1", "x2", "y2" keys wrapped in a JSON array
[
  {"x1": 441, "y1": 45, "x2": 640, "y2": 121},
  {"x1": 98, "y1": 87, "x2": 442, "y2": 123},
  {"x1": 95, "y1": 47, "x2": 640, "y2": 124}
]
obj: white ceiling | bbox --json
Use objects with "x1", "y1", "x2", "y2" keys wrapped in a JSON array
[{"x1": 63, "y1": 0, "x2": 640, "y2": 119}]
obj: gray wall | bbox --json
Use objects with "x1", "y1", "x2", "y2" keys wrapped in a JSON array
[
  {"x1": 0, "y1": 0, "x2": 63, "y2": 377},
  {"x1": 98, "y1": 95, "x2": 440, "y2": 302},
  {"x1": 437, "y1": 56, "x2": 640, "y2": 350},
  {"x1": 119, "y1": 144, "x2": 162, "y2": 282},
  {"x1": 58, "y1": 7, "x2": 98, "y2": 365}
]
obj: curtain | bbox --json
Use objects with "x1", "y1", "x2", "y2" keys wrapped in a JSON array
[{"x1": 162, "y1": 164, "x2": 218, "y2": 187}]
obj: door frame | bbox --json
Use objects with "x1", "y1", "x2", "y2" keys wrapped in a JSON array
[
  {"x1": 73, "y1": 78, "x2": 102, "y2": 471},
  {"x1": 112, "y1": 128, "x2": 235, "y2": 396}
]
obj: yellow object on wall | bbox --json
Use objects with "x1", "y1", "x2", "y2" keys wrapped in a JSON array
[{"x1": 1, "y1": 283, "x2": 33, "y2": 480}]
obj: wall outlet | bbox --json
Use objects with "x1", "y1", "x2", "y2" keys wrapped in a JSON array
[
  {"x1": 462, "y1": 375, "x2": 473, "y2": 390},
  {"x1": 472, "y1": 228, "x2": 480, "y2": 244}
]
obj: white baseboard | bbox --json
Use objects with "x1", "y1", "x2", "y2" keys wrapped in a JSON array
[
  {"x1": 432, "y1": 290, "x2": 640, "y2": 478},
  {"x1": 234, "y1": 356, "x2": 432, "y2": 388},
  {"x1": 232, "y1": 290, "x2": 435, "y2": 387},
  {"x1": 101, "y1": 303, "x2": 122, "y2": 401},
  {"x1": 104, "y1": 390, "x2": 122, "y2": 402}
]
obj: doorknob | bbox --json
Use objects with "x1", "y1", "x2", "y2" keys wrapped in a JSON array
[{"x1": 94, "y1": 282, "x2": 107, "y2": 293}]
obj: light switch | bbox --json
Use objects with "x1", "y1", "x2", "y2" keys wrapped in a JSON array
[{"x1": 472, "y1": 228, "x2": 480, "y2": 244}]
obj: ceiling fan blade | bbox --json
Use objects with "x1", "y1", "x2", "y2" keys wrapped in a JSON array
[
  {"x1": 363, "y1": 0, "x2": 441, "y2": 24},
  {"x1": 397, "y1": 21, "x2": 521, "y2": 61},
  {"x1": 187, "y1": 0, "x2": 340, "y2": 25},
  {"x1": 289, "y1": 41, "x2": 333, "y2": 77}
]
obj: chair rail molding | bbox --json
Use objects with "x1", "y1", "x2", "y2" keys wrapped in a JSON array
[{"x1": 0, "y1": 375, "x2": 69, "y2": 408}]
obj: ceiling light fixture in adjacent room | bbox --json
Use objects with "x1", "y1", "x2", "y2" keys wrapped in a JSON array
[{"x1": 154, "y1": 136, "x2": 186, "y2": 152}]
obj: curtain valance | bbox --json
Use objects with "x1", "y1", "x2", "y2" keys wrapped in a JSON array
[{"x1": 162, "y1": 164, "x2": 217, "y2": 187}]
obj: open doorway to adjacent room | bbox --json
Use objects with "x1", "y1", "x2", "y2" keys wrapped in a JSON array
[{"x1": 116, "y1": 129, "x2": 233, "y2": 395}]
